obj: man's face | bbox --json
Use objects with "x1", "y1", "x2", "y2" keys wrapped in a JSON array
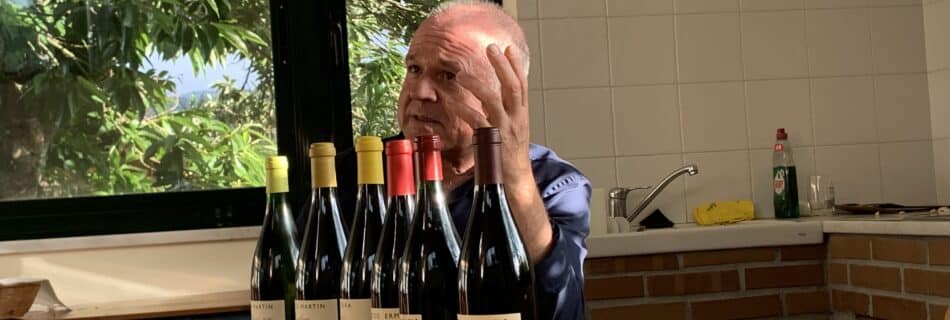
[{"x1": 397, "y1": 22, "x2": 495, "y2": 154}]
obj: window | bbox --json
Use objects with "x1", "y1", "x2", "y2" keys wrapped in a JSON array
[
  {"x1": 347, "y1": 1, "x2": 442, "y2": 139},
  {"x1": 0, "y1": 0, "x2": 275, "y2": 201},
  {"x1": 0, "y1": 0, "x2": 504, "y2": 241}
]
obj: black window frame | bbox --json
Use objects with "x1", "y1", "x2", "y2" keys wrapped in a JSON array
[{"x1": 0, "y1": 0, "x2": 503, "y2": 242}]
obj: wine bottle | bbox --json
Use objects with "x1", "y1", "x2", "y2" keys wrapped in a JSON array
[
  {"x1": 458, "y1": 128, "x2": 537, "y2": 320},
  {"x1": 251, "y1": 156, "x2": 301, "y2": 320},
  {"x1": 370, "y1": 139, "x2": 416, "y2": 319},
  {"x1": 341, "y1": 136, "x2": 387, "y2": 320},
  {"x1": 398, "y1": 135, "x2": 462, "y2": 320},
  {"x1": 296, "y1": 143, "x2": 347, "y2": 320}
]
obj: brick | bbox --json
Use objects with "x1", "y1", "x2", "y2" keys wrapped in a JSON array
[
  {"x1": 584, "y1": 276, "x2": 644, "y2": 300},
  {"x1": 832, "y1": 290, "x2": 870, "y2": 315},
  {"x1": 829, "y1": 235, "x2": 871, "y2": 260},
  {"x1": 585, "y1": 254, "x2": 678, "y2": 275},
  {"x1": 691, "y1": 295, "x2": 781, "y2": 320},
  {"x1": 930, "y1": 304, "x2": 948, "y2": 320},
  {"x1": 904, "y1": 268, "x2": 950, "y2": 298},
  {"x1": 647, "y1": 270, "x2": 740, "y2": 296},
  {"x1": 850, "y1": 264, "x2": 901, "y2": 292},
  {"x1": 829, "y1": 263, "x2": 848, "y2": 285},
  {"x1": 873, "y1": 237, "x2": 927, "y2": 264},
  {"x1": 589, "y1": 302, "x2": 685, "y2": 320},
  {"x1": 745, "y1": 264, "x2": 824, "y2": 289},
  {"x1": 785, "y1": 291, "x2": 830, "y2": 315},
  {"x1": 781, "y1": 245, "x2": 827, "y2": 261},
  {"x1": 680, "y1": 248, "x2": 775, "y2": 267},
  {"x1": 930, "y1": 239, "x2": 950, "y2": 266},
  {"x1": 873, "y1": 295, "x2": 926, "y2": 320}
]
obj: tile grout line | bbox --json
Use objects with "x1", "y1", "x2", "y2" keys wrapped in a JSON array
[
  {"x1": 535, "y1": 70, "x2": 930, "y2": 91},
  {"x1": 536, "y1": 3, "x2": 925, "y2": 21},
  {"x1": 802, "y1": 6, "x2": 820, "y2": 179},
  {"x1": 738, "y1": 8, "x2": 757, "y2": 207},
  {"x1": 865, "y1": 6, "x2": 889, "y2": 203},
  {"x1": 602, "y1": 0, "x2": 622, "y2": 188}
]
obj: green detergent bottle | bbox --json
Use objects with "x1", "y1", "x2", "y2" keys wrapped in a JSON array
[{"x1": 773, "y1": 128, "x2": 799, "y2": 219}]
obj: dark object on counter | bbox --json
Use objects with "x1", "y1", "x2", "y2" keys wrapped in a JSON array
[
  {"x1": 835, "y1": 203, "x2": 946, "y2": 214},
  {"x1": 639, "y1": 209, "x2": 674, "y2": 229}
]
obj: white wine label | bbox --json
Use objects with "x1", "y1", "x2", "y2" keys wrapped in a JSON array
[
  {"x1": 250, "y1": 300, "x2": 285, "y2": 320},
  {"x1": 340, "y1": 298, "x2": 372, "y2": 320},
  {"x1": 371, "y1": 308, "x2": 400, "y2": 320},
  {"x1": 296, "y1": 299, "x2": 339, "y2": 320},
  {"x1": 458, "y1": 314, "x2": 522, "y2": 320},
  {"x1": 399, "y1": 314, "x2": 422, "y2": 320}
]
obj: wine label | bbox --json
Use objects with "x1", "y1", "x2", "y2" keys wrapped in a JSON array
[
  {"x1": 340, "y1": 298, "x2": 372, "y2": 320},
  {"x1": 296, "y1": 299, "x2": 339, "y2": 320},
  {"x1": 371, "y1": 308, "x2": 400, "y2": 320},
  {"x1": 250, "y1": 300, "x2": 285, "y2": 320},
  {"x1": 398, "y1": 314, "x2": 422, "y2": 320},
  {"x1": 458, "y1": 314, "x2": 522, "y2": 320}
]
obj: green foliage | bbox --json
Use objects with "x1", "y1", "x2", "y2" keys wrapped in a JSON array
[
  {"x1": 1, "y1": 0, "x2": 432, "y2": 198},
  {"x1": 2, "y1": 0, "x2": 276, "y2": 197},
  {"x1": 347, "y1": 0, "x2": 440, "y2": 139}
]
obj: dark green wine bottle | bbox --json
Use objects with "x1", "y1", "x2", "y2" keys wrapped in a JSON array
[
  {"x1": 251, "y1": 156, "x2": 300, "y2": 320},
  {"x1": 296, "y1": 143, "x2": 348, "y2": 319},
  {"x1": 341, "y1": 136, "x2": 387, "y2": 319},
  {"x1": 458, "y1": 127, "x2": 537, "y2": 320},
  {"x1": 371, "y1": 139, "x2": 415, "y2": 319},
  {"x1": 398, "y1": 135, "x2": 462, "y2": 320}
]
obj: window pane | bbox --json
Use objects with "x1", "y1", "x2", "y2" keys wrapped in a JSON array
[
  {"x1": 0, "y1": 0, "x2": 275, "y2": 201},
  {"x1": 347, "y1": 0, "x2": 444, "y2": 139}
]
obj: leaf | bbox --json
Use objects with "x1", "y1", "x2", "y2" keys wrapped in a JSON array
[{"x1": 205, "y1": 0, "x2": 220, "y2": 18}]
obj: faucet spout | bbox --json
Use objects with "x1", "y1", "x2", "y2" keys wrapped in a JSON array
[{"x1": 625, "y1": 164, "x2": 699, "y2": 223}]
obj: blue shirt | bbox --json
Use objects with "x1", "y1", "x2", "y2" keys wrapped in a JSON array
[{"x1": 303, "y1": 139, "x2": 590, "y2": 320}]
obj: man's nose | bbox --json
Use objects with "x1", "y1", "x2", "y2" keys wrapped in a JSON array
[{"x1": 408, "y1": 77, "x2": 437, "y2": 102}]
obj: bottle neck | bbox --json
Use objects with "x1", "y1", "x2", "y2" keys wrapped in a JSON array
[
  {"x1": 474, "y1": 142, "x2": 503, "y2": 186},
  {"x1": 386, "y1": 152, "x2": 415, "y2": 197},
  {"x1": 265, "y1": 169, "x2": 289, "y2": 194},
  {"x1": 357, "y1": 150, "x2": 384, "y2": 185},
  {"x1": 311, "y1": 156, "x2": 337, "y2": 189},
  {"x1": 774, "y1": 139, "x2": 788, "y2": 152},
  {"x1": 420, "y1": 150, "x2": 443, "y2": 182}
]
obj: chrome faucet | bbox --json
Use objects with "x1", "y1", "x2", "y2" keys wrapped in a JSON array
[{"x1": 608, "y1": 164, "x2": 700, "y2": 223}]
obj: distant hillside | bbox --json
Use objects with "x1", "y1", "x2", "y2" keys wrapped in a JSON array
[{"x1": 176, "y1": 90, "x2": 217, "y2": 111}]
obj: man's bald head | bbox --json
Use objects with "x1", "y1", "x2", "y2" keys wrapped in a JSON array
[
  {"x1": 418, "y1": 0, "x2": 529, "y2": 71},
  {"x1": 397, "y1": 0, "x2": 530, "y2": 154}
]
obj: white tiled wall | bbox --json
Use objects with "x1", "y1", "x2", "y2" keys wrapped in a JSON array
[
  {"x1": 518, "y1": 0, "x2": 938, "y2": 223},
  {"x1": 924, "y1": 0, "x2": 950, "y2": 203}
]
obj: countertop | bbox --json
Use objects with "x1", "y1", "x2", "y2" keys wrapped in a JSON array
[
  {"x1": 6, "y1": 213, "x2": 950, "y2": 319},
  {"x1": 22, "y1": 290, "x2": 250, "y2": 319},
  {"x1": 587, "y1": 213, "x2": 950, "y2": 258}
]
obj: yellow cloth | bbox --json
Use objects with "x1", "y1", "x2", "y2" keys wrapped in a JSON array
[{"x1": 693, "y1": 200, "x2": 755, "y2": 225}]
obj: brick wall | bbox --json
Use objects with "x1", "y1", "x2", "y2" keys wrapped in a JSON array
[
  {"x1": 583, "y1": 235, "x2": 950, "y2": 320},
  {"x1": 583, "y1": 245, "x2": 828, "y2": 319},
  {"x1": 828, "y1": 234, "x2": 950, "y2": 320}
]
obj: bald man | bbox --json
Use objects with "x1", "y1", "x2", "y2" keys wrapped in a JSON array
[{"x1": 325, "y1": 1, "x2": 590, "y2": 319}]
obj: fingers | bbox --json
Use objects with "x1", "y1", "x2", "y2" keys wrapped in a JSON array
[
  {"x1": 455, "y1": 60, "x2": 507, "y2": 128},
  {"x1": 455, "y1": 98, "x2": 492, "y2": 128},
  {"x1": 495, "y1": 46, "x2": 528, "y2": 112},
  {"x1": 454, "y1": 44, "x2": 529, "y2": 129}
]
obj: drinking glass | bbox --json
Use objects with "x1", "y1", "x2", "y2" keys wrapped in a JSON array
[{"x1": 807, "y1": 175, "x2": 836, "y2": 216}]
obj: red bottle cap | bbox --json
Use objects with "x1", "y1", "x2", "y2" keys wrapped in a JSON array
[
  {"x1": 776, "y1": 128, "x2": 788, "y2": 140},
  {"x1": 386, "y1": 139, "x2": 416, "y2": 196},
  {"x1": 415, "y1": 135, "x2": 443, "y2": 181}
]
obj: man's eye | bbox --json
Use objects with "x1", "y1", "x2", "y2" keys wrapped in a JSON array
[
  {"x1": 443, "y1": 71, "x2": 455, "y2": 80},
  {"x1": 407, "y1": 65, "x2": 420, "y2": 73}
]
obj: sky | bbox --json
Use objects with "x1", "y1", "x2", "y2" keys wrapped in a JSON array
[{"x1": 144, "y1": 53, "x2": 259, "y2": 95}]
